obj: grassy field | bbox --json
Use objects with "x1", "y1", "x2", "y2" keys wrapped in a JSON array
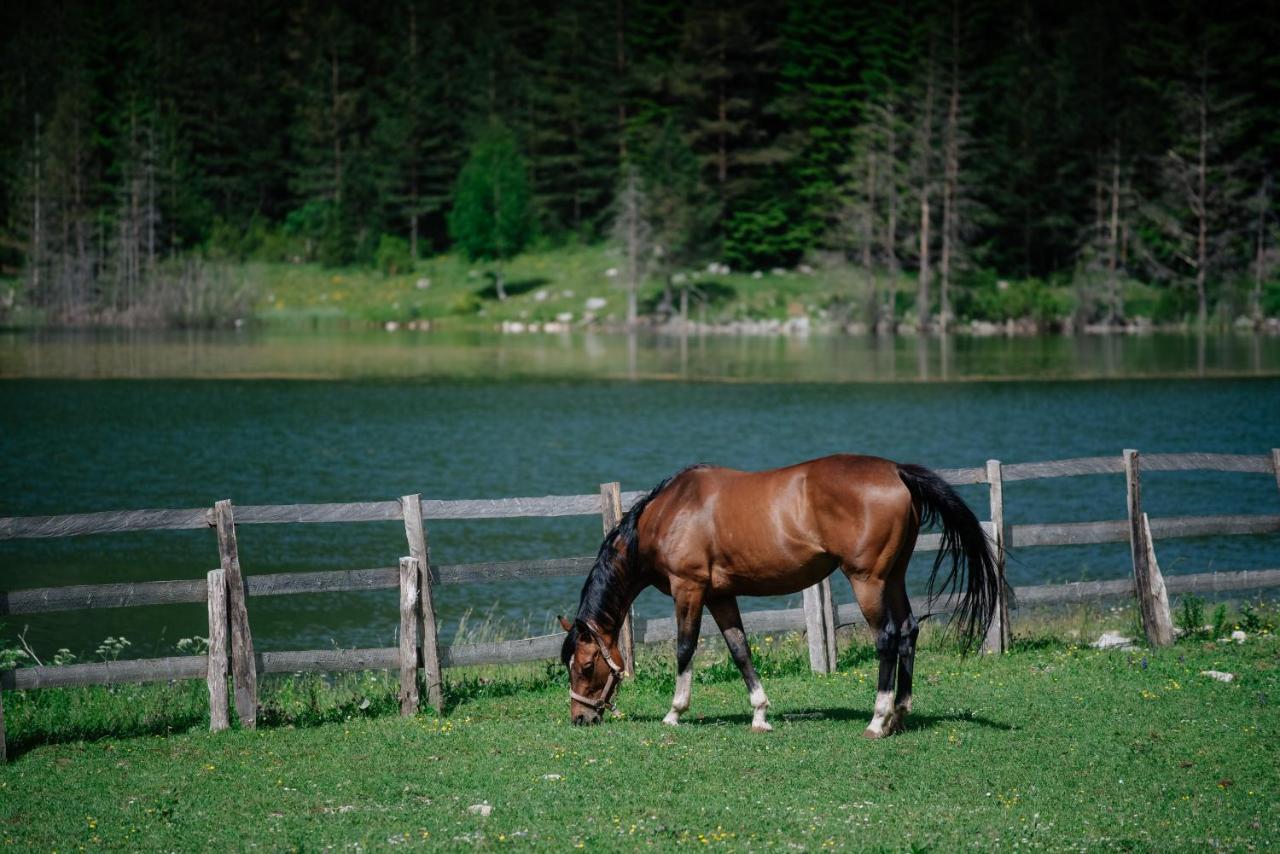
[
  {"x1": 2, "y1": 627, "x2": 1276, "y2": 850},
  {"x1": 251, "y1": 244, "x2": 900, "y2": 330}
]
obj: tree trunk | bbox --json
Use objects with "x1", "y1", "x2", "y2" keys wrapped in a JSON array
[
  {"x1": 31, "y1": 112, "x2": 42, "y2": 297},
  {"x1": 627, "y1": 185, "x2": 639, "y2": 327},
  {"x1": 917, "y1": 51, "x2": 936, "y2": 330},
  {"x1": 940, "y1": 1, "x2": 960, "y2": 332},
  {"x1": 1195, "y1": 71, "x2": 1208, "y2": 329},
  {"x1": 616, "y1": 0, "x2": 628, "y2": 164},
  {"x1": 1253, "y1": 175, "x2": 1269, "y2": 322},
  {"x1": 1107, "y1": 143, "x2": 1121, "y2": 322},
  {"x1": 331, "y1": 46, "x2": 344, "y2": 209},
  {"x1": 884, "y1": 99, "x2": 899, "y2": 329}
]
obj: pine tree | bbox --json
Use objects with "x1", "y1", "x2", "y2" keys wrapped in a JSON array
[{"x1": 447, "y1": 122, "x2": 535, "y2": 300}]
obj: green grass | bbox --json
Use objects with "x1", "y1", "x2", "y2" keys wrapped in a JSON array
[
  {"x1": 2, "y1": 629, "x2": 1276, "y2": 850},
  {"x1": 247, "y1": 246, "x2": 916, "y2": 330}
]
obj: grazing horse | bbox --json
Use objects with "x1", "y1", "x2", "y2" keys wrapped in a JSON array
[{"x1": 559, "y1": 455, "x2": 999, "y2": 737}]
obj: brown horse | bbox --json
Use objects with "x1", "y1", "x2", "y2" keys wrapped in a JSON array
[{"x1": 559, "y1": 454, "x2": 999, "y2": 737}]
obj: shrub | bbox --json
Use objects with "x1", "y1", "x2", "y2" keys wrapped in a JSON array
[
  {"x1": 1176, "y1": 594, "x2": 1206, "y2": 639},
  {"x1": 375, "y1": 234, "x2": 413, "y2": 276}
]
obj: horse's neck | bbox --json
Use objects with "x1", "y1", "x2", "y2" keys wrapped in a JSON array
[{"x1": 580, "y1": 559, "x2": 649, "y2": 634}]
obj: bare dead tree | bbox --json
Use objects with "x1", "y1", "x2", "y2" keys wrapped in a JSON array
[
  {"x1": 611, "y1": 165, "x2": 652, "y2": 327},
  {"x1": 913, "y1": 35, "x2": 938, "y2": 329}
]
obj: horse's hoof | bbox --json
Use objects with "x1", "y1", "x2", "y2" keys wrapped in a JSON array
[
  {"x1": 862, "y1": 727, "x2": 884, "y2": 739},
  {"x1": 751, "y1": 722, "x2": 773, "y2": 733},
  {"x1": 662, "y1": 712, "x2": 681, "y2": 726}
]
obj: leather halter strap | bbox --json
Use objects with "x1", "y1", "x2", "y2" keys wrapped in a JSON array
[{"x1": 568, "y1": 624, "x2": 625, "y2": 713}]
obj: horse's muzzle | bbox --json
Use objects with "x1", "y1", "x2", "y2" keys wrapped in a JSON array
[{"x1": 573, "y1": 711, "x2": 602, "y2": 726}]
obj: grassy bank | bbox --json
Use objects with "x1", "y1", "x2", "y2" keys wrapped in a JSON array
[
  {"x1": 248, "y1": 246, "x2": 1274, "y2": 333},
  {"x1": 2, "y1": 627, "x2": 1276, "y2": 849}
]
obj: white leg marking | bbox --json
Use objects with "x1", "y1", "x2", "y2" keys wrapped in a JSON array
[
  {"x1": 865, "y1": 690, "x2": 896, "y2": 737},
  {"x1": 748, "y1": 684, "x2": 771, "y2": 733},
  {"x1": 663, "y1": 669, "x2": 693, "y2": 726}
]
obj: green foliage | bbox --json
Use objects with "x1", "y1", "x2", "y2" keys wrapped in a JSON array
[
  {"x1": 374, "y1": 234, "x2": 412, "y2": 276},
  {"x1": 1238, "y1": 601, "x2": 1276, "y2": 635},
  {"x1": 447, "y1": 123, "x2": 534, "y2": 264},
  {"x1": 1211, "y1": 604, "x2": 1230, "y2": 640},
  {"x1": 1177, "y1": 594, "x2": 1207, "y2": 639},
  {"x1": 955, "y1": 271, "x2": 1076, "y2": 323},
  {"x1": 723, "y1": 193, "x2": 809, "y2": 269},
  {"x1": 1262, "y1": 280, "x2": 1280, "y2": 317}
]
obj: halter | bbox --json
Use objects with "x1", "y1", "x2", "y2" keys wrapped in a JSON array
[{"x1": 568, "y1": 624, "x2": 625, "y2": 713}]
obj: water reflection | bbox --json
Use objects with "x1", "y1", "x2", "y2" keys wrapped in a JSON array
[{"x1": 1, "y1": 327, "x2": 1278, "y2": 382}]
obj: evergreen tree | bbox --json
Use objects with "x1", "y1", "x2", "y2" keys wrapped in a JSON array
[{"x1": 447, "y1": 122, "x2": 535, "y2": 300}]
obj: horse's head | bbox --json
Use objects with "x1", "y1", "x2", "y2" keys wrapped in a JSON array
[{"x1": 559, "y1": 616, "x2": 623, "y2": 725}]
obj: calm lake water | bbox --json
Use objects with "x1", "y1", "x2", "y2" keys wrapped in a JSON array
[{"x1": 2, "y1": 328, "x2": 1278, "y2": 658}]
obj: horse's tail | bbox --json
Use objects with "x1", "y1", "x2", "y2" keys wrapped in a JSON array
[{"x1": 896, "y1": 463, "x2": 1002, "y2": 653}]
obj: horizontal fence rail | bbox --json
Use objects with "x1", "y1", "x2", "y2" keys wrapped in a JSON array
[
  {"x1": 1, "y1": 449, "x2": 1278, "y2": 760},
  {"x1": 7, "y1": 566, "x2": 1280, "y2": 693}
]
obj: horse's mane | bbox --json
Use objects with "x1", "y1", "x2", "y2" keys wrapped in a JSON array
[{"x1": 561, "y1": 463, "x2": 708, "y2": 665}]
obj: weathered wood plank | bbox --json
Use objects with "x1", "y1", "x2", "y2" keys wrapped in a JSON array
[
  {"x1": 938, "y1": 466, "x2": 987, "y2": 485},
  {"x1": 398, "y1": 557, "x2": 419, "y2": 717},
  {"x1": 249, "y1": 567, "x2": 398, "y2": 597},
  {"x1": 982, "y1": 460, "x2": 1009, "y2": 655},
  {"x1": 420, "y1": 494, "x2": 605, "y2": 520},
  {"x1": 1125, "y1": 451, "x2": 1174, "y2": 647},
  {"x1": 403, "y1": 495, "x2": 442, "y2": 713},
  {"x1": 257, "y1": 648, "x2": 398, "y2": 674},
  {"x1": 1, "y1": 578, "x2": 209, "y2": 615},
  {"x1": 205, "y1": 569, "x2": 229, "y2": 733},
  {"x1": 1002, "y1": 456, "x2": 1124, "y2": 482},
  {"x1": 235, "y1": 502, "x2": 401, "y2": 525},
  {"x1": 600, "y1": 482, "x2": 635, "y2": 676},
  {"x1": 1013, "y1": 568, "x2": 1280, "y2": 605},
  {"x1": 1008, "y1": 514, "x2": 1280, "y2": 548},
  {"x1": 441, "y1": 634, "x2": 566, "y2": 668},
  {"x1": 802, "y1": 578, "x2": 837, "y2": 673},
  {"x1": 214, "y1": 500, "x2": 258, "y2": 729},
  {"x1": 1141, "y1": 453, "x2": 1273, "y2": 474},
  {"x1": 1272, "y1": 449, "x2": 1280, "y2": 496},
  {"x1": 435, "y1": 556, "x2": 594, "y2": 584},
  {"x1": 0, "y1": 507, "x2": 211, "y2": 540},
  {"x1": 3, "y1": 656, "x2": 209, "y2": 690}
]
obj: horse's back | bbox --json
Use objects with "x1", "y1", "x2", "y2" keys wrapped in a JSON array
[{"x1": 640, "y1": 455, "x2": 915, "y2": 595}]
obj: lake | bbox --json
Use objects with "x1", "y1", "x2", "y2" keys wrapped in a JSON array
[{"x1": 2, "y1": 328, "x2": 1278, "y2": 659}]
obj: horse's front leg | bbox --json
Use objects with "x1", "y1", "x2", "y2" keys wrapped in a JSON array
[
  {"x1": 663, "y1": 587, "x2": 705, "y2": 726},
  {"x1": 708, "y1": 596, "x2": 772, "y2": 733}
]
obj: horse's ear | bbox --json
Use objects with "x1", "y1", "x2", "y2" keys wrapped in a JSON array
[{"x1": 558, "y1": 615, "x2": 573, "y2": 632}]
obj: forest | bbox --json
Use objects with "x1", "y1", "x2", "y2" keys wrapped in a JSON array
[{"x1": 0, "y1": 0, "x2": 1277, "y2": 329}]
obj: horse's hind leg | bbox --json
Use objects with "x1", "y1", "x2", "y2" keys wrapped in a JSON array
[
  {"x1": 663, "y1": 587, "x2": 705, "y2": 726},
  {"x1": 707, "y1": 596, "x2": 771, "y2": 733},
  {"x1": 888, "y1": 583, "x2": 919, "y2": 722},
  {"x1": 850, "y1": 578, "x2": 900, "y2": 738}
]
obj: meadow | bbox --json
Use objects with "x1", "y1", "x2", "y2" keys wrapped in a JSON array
[{"x1": 2, "y1": 622, "x2": 1275, "y2": 850}]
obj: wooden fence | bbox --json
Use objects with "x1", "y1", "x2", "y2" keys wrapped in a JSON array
[{"x1": 1, "y1": 450, "x2": 1279, "y2": 761}]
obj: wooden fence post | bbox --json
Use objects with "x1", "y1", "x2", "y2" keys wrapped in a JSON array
[
  {"x1": 982, "y1": 459, "x2": 1010, "y2": 654},
  {"x1": 600, "y1": 482, "x2": 636, "y2": 676},
  {"x1": 213, "y1": 500, "x2": 258, "y2": 728},
  {"x1": 1123, "y1": 450, "x2": 1174, "y2": 647},
  {"x1": 205, "y1": 568, "x2": 230, "y2": 732},
  {"x1": 398, "y1": 557, "x2": 420, "y2": 717},
  {"x1": 802, "y1": 578, "x2": 836, "y2": 674},
  {"x1": 402, "y1": 495, "x2": 442, "y2": 712}
]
